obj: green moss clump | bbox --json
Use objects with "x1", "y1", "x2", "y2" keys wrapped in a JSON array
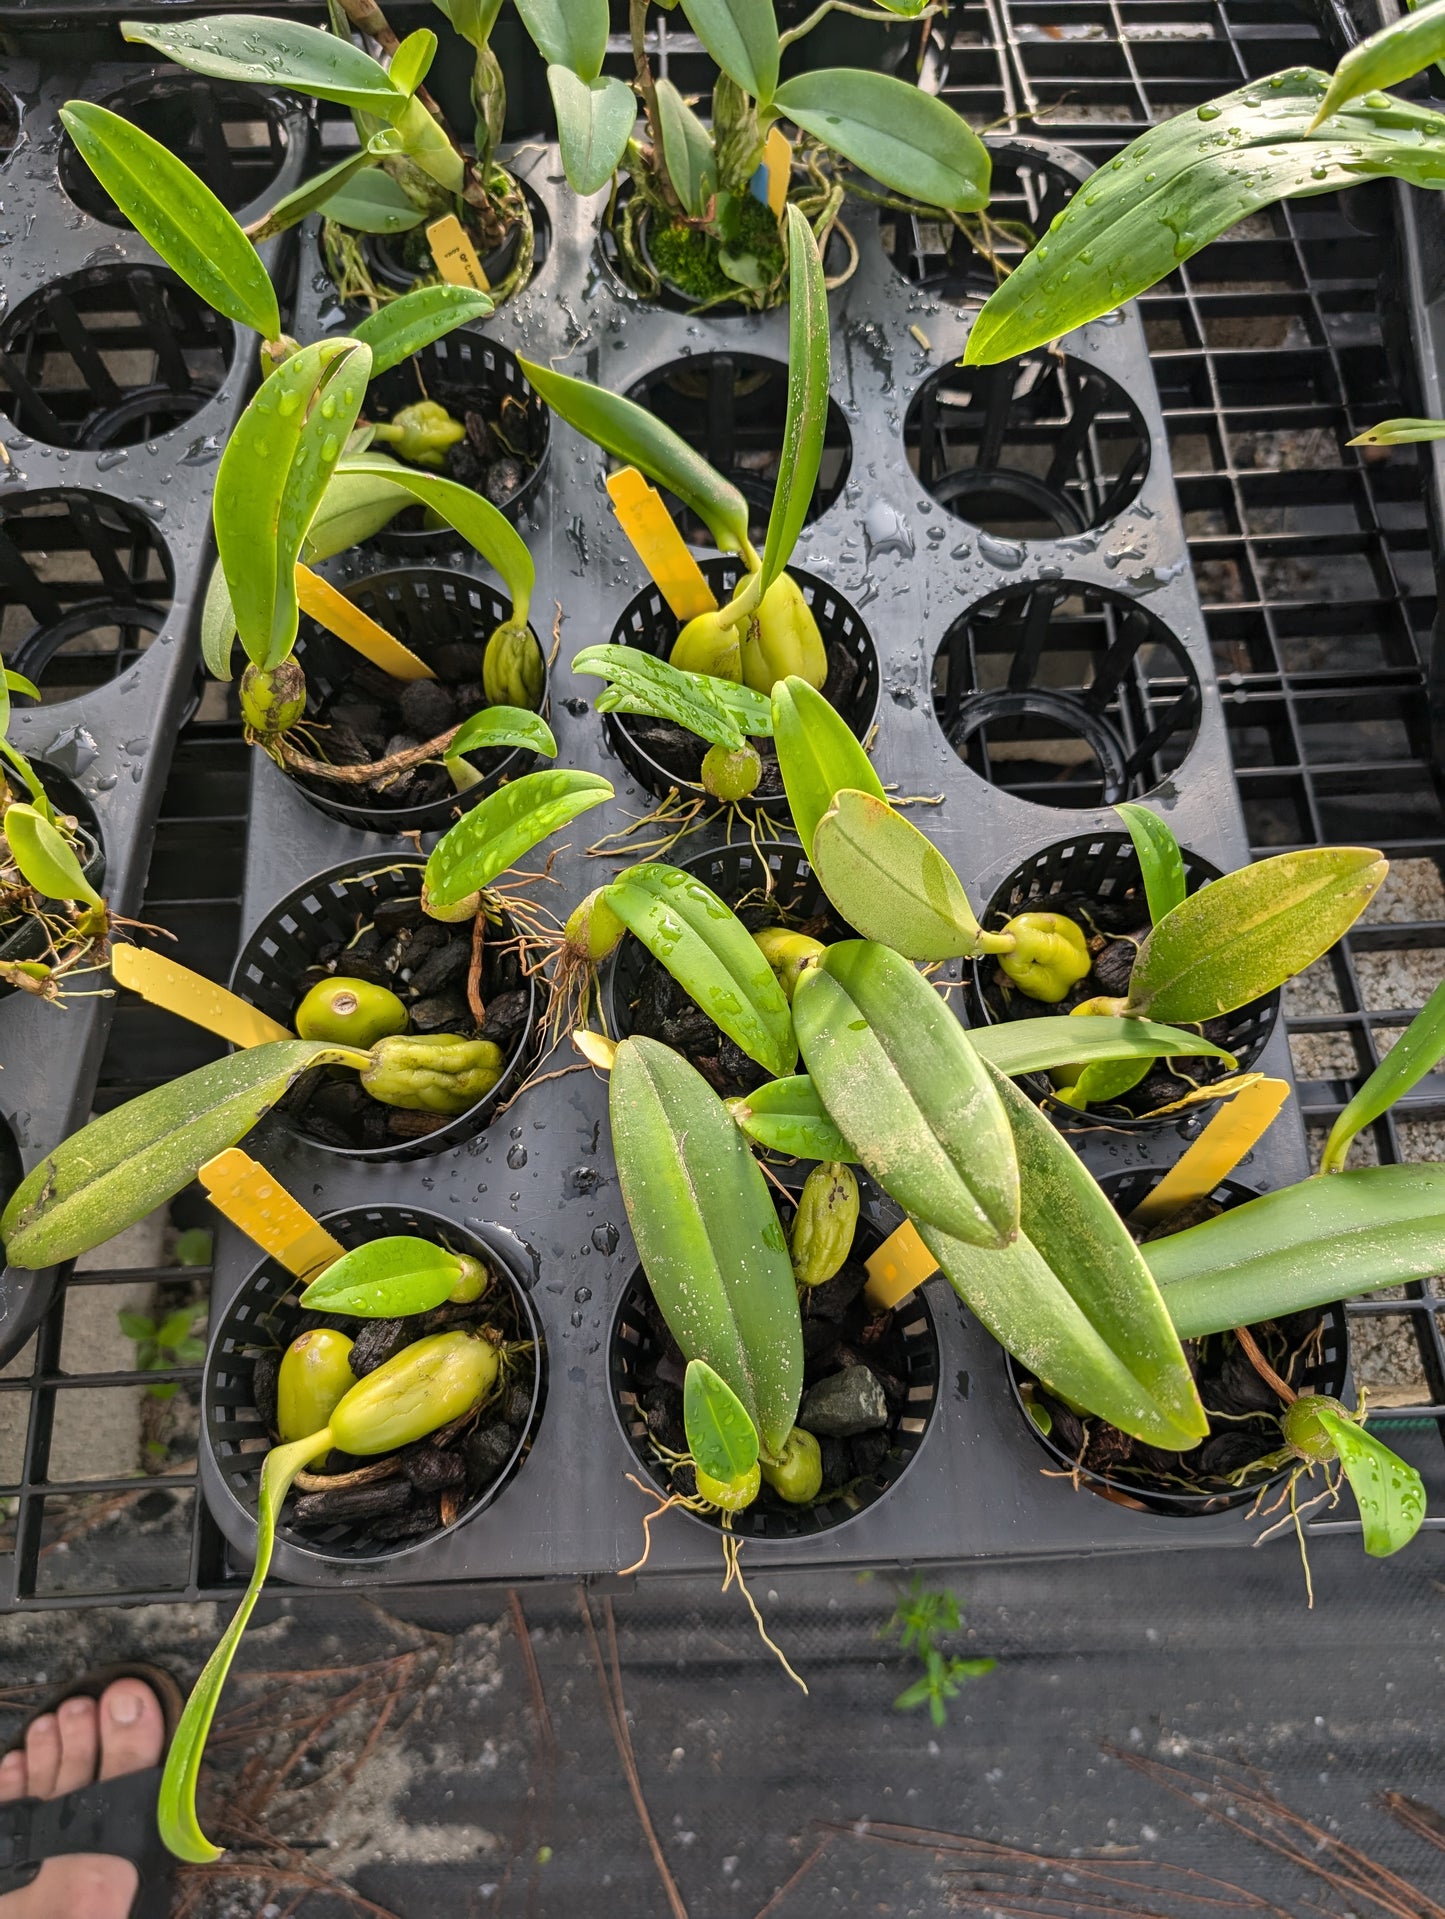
[{"x1": 649, "y1": 193, "x2": 787, "y2": 304}]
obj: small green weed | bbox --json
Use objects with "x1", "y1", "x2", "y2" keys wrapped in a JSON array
[{"x1": 884, "y1": 1577, "x2": 996, "y2": 1727}]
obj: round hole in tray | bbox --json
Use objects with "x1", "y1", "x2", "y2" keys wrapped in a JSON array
[
  {"x1": 228, "y1": 856, "x2": 540, "y2": 1164},
  {"x1": 1009, "y1": 1170, "x2": 1349, "y2": 1517},
  {"x1": 60, "y1": 72, "x2": 293, "y2": 224},
  {"x1": 361, "y1": 334, "x2": 549, "y2": 539},
  {"x1": 931, "y1": 579, "x2": 1200, "y2": 809},
  {"x1": 610, "y1": 1195, "x2": 940, "y2": 1543},
  {"x1": 360, "y1": 174, "x2": 552, "y2": 296},
  {"x1": 0, "y1": 266, "x2": 236, "y2": 451},
  {"x1": 880, "y1": 142, "x2": 1076, "y2": 299},
  {"x1": 905, "y1": 352, "x2": 1149, "y2": 538},
  {"x1": 604, "y1": 556, "x2": 879, "y2": 819},
  {"x1": 621, "y1": 353, "x2": 851, "y2": 545},
  {"x1": 970, "y1": 828, "x2": 1279, "y2": 1133},
  {"x1": 604, "y1": 838, "x2": 856, "y2": 1098},
  {"x1": 205, "y1": 1205, "x2": 546, "y2": 1564},
  {"x1": 0, "y1": 86, "x2": 18, "y2": 165},
  {"x1": 288, "y1": 567, "x2": 549, "y2": 834},
  {"x1": 0, "y1": 488, "x2": 174, "y2": 703}
]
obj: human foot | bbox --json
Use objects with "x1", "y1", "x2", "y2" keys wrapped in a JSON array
[{"x1": 0, "y1": 1679, "x2": 166, "y2": 1918}]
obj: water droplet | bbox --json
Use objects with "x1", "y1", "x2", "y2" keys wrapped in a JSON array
[
  {"x1": 507, "y1": 1143, "x2": 528, "y2": 1168},
  {"x1": 591, "y1": 1222, "x2": 618, "y2": 1255},
  {"x1": 977, "y1": 531, "x2": 1025, "y2": 570},
  {"x1": 1197, "y1": 102, "x2": 1221, "y2": 122}
]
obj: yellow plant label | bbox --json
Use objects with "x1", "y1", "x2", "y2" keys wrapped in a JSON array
[
  {"x1": 605, "y1": 467, "x2": 718, "y2": 621},
  {"x1": 426, "y1": 213, "x2": 491, "y2": 290},
  {"x1": 294, "y1": 564, "x2": 435, "y2": 681},
  {"x1": 864, "y1": 1217, "x2": 939, "y2": 1310},
  {"x1": 111, "y1": 945, "x2": 292, "y2": 1049},
  {"x1": 1129, "y1": 1077, "x2": 1291, "y2": 1229},
  {"x1": 201, "y1": 1149, "x2": 346, "y2": 1279},
  {"x1": 763, "y1": 126, "x2": 792, "y2": 217}
]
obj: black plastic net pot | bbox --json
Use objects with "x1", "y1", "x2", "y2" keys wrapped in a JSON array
[
  {"x1": 362, "y1": 333, "x2": 549, "y2": 542},
  {"x1": 603, "y1": 559, "x2": 879, "y2": 822},
  {"x1": 358, "y1": 175, "x2": 552, "y2": 296},
  {"x1": 970, "y1": 829, "x2": 1279, "y2": 1135},
  {"x1": 621, "y1": 354, "x2": 851, "y2": 542},
  {"x1": 931, "y1": 581, "x2": 1201, "y2": 810},
  {"x1": 604, "y1": 838, "x2": 856, "y2": 1100},
  {"x1": 228, "y1": 857, "x2": 538, "y2": 1163},
  {"x1": 0, "y1": 488, "x2": 174, "y2": 702},
  {"x1": 59, "y1": 72, "x2": 300, "y2": 225},
  {"x1": 1007, "y1": 1170, "x2": 1349, "y2": 1518},
  {"x1": 906, "y1": 351, "x2": 1149, "y2": 541},
  {"x1": 0, "y1": 266, "x2": 235, "y2": 451},
  {"x1": 204, "y1": 1205, "x2": 546, "y2": 1568},
  {"x1": 0, "y1": 770, "x2": 105, "y2": 996},
  {"x1": 610, "y1": 1178, "x2": 941, "y2": 1543},
  {"x1": 287, "y1": 567, "x2": 549, "y2": 834}
]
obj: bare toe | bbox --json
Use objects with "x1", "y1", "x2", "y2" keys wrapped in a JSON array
[
  {"x1": 0, "y1": 1750, "x2": 26, "y2": 1805},
  {"x1": 21, "y1": 1716, "x2": 58, "y2": 1801},
  {"x1": 53, "y1": 1697, "x2": 99, "y2": 1798},
  {"x1": 96, "y1": 1680, "x2": 163, "y2": 1781}
]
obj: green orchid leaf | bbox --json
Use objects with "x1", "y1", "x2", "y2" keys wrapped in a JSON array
[
  {"x1": 445, "y1": 706, "x2": 557, "y2": 763},
  {"x1": 2, "y1": 805, "x2": 101, "y2": 908},
  {"x1": 921, "y1": 1063, "x2": 1208, "y2": 1451},
  {"x1": 217, "y1": 339, "x2": 371, "y2": 671},
  {"x1": 684, "y1": 1358, "x2": 760, "y2": 1484},
  {"x1": 970, "y1": 1015, "x2": 1234, "y2": 1078},
  {"x1": 572, "y1": 644, "x2": 750, "y2": 751},
  {"x1": 159, "y1": 1426, "x2": 332, "y2": 1861},
  {"x1": 548, "y1": 67, "x2": 636, "y2": 195},
  {"x1": 1348, "y1": 416, "x2": 1445, "y2": 445},
  {"x1": 607, "y1": 862, "x2": 798, "y2": 1079},
  {"x1": 388, "y1": 27, "x2": 438, "y2": 97},
  {"x1": 1, "y1": 1041, "x2": 369, "y2": 1271},
  {"x1": 317, "y1": 165, "x2": 429, "y2": 233},
  {"x1": 811, "y1": 790, "x2": 984, "y2": 961},
  {"x1": 2, "y1": 669, "x2": 39, "y2": 706},
  {"x1": 656, "y1": 77, "x2": 717, "y2": 218},
  {"x1": 792, "y1": 939, "x2": 1018, "y2": 1247},
  {"x1": 59, "y1": 102, "x2": 280, "y2": 340},
  {"x1": 869, "y1": 0, "x2": 929, "y2": 12},
  {"x1": 1313, "y1": 1407, "x2": 1426, "y2": 1557},
  {"x1": 200, "y1": 560, "x2": 237, "y2": 683},
  {"x1": 0, "y1": 741, "x2": 49, "y2": 814},
  {"x1": 302, "y1": 459, "x2": 410, "y2": 561},
  {"x1": 1322, "y1": 977, "x2": 1445, "y2": 1174},
  {"x1": 1125, "y1": 846, "x2": 1387, "y2": 1024},
  {"x1": 680, "y1": 0, "x2": 780, "y2": 101},
  {"x1": 1308, "y1": 3, "x2": 1445, "y2": 130},
  {"x1": 1115, "y1": 801, "x2": 1186, "y2": 926},
  {"x1": 390, "y1": 92, "x2": 466, "y2": 195},
  {"x1": 434, "y1": 0, "x2": 505, "y2": 47},
  {"x1": 123, "y1": 15, "x2": 409, "y2": 120},
  {"x1": 1148, "y1": 1162, "x2": 1445, "y2": 1337},
  {"x1": 350, "y1": 284, "x2": 494, "y2": 374},
  {"x1": 771, "y1": 675, "x2": 885, "y2": 857},
  {"x1": 773, "y1": 69, "x2": 990, "y2": 211},
  {"x1": 758, "y1": 207, "x2": 828, "y2": 598},
  {"x1": 1057, "y1": 1055, "x2": 1150, "y2": 1111},
  {"x1": 517, "y1": 354, "x2": 752, "y2": 555},
  {"x1": 245, "y1": 134, "x2": 401, "y2": 243},
  {"x1": 515, "y1": 0, "x2": 608, "y2": 77},
  {"x1": 611, "y1": 1036, "x2": 802, "y2": 1454},
  {"x1": 965, "y1": 71, "x2": 1445, "y2": 365},
  {"x1": 334, "y1": 456, "x2": 534, "y2": 622},
  {"x1": 424, "y1": 769, "x2": 613, "y2": 909},
  {"x1": 299, "y1": 1236, "x2": 463, "y2": 1317},
  {"x1": 727, "y1": 1075, "x2": 857, "y2": 1163}
]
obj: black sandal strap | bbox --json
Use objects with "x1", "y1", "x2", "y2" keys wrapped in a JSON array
[{"x1": 0, "y1": 1767, "x2": 169, "y2": 1897}]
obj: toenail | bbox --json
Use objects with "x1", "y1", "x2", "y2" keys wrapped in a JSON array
[
  {"x1": 60, "y1": 1696, "x2": 90, "y2": 1719},
  {"x1": 107, "y1": 1688, "x2": 142, "y2": 1726}
]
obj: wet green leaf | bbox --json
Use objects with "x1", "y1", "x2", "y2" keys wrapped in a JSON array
[
  {"x1": 1348, "y1": 415, "x2": 1445, "y2": 445},
  {"x1": 728, "y1": 1075, "x2": 857, "y2": 1164},
  {"x1": 245, "y1": 132, "x2": 401, "y2": 243},
  {"x1": 302, "y1": 459, "x2": 410, "y2": 561},
  {"x1": 810, "y1": 789, "x2": 983, "y2": 961},
  {"x1": 123, "y1": 15, "x2": 408, "y2": 119},
  {"x1": 350, "y1": 285, "x2": 494, "y2": 374},
  {"x1": 1314, "y1": 1407, "x2": 1426, "y2": 1556},
  {"x1": 200, "y1": 561, "x2": 237, "y2": 682},
  {"x1": 2, "y1": 805, "x2": 101, "y2": 908},
  {"x1": 1115, "y1": 801, "x2": 1186, "y2": 926},
  {"x1": 334, "y1": 456, "x2": 534, "y2": 621},
  {"x1": 548, "y1": 68, "x2": 636, "y2": 195},
  {"x1": 656, "y1": 77, "x2": 717, "y2": 217},
  {"x1": 317, "y1": 165, "x2": 428, "y2": 233},
  {"x1": 388, "y1": 27, "x2": 437, "y2": 97},
  {"x1": 300, "y1": 1236, "x2": 463, "y2": 1317},
  {"x1": 971, "y1": 1015, "x2": 1234, "y2": 1078},
  {"x1": 770, "y1": 675, "x2": 884, "y2": 857},
  {"x1": 445, "y1": 705, "x2": 557, "y2": 763},
  {"x1": 680, "y1": 0, "x2": 780, "y2": 101},
  {"x1": 424, "y1": 769, "x2": 613, "y2": 908},
  {"x1": 772, "y1": 69, "x2": 990, "y2": 209},
  {"x1": 1309, "y1": 2, "x2": 1445, "y2": 129},
  {"x1": 515, "y1": 0, "x2": 608, "y2": 77},
  {"x1": 1322, "y1": 977, "x2": 1445, "y2": 1174},
  {"x1": 758, "y1": 208, "x2": 828, "y2": 598},
  {"x1": 59, "y1": 102, "x2": 280, "y2": 340},
  {"x1": 612, "y1": 1036, "x2": 802, "y2": 1455},
  {"x1": 684, "y1": 1358, "x2": 760, "y2": 1483},
  {"x1": 572, "y1": 644, "x2": 751, "y2": 751}
]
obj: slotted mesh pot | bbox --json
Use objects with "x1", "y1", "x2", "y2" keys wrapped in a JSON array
[
  {"x1": 1007, "y1": 1170, "x2": 1349, "y2": 1518},
  {"x1": 204, "y1": 1205, "x2": 546, "y2": 1567},
  {"x1": 970, "y1": 830, "x2": 1279, "y2": 1134},
  {"x1": 603, "y1": 559, "x2": 879, "y2": 822},
  {"x1": 228, "y1": 856, "x2": 538, "y2": 1163},
  {"x1": 288, "y1": 567, "x2": 548, "y2": 833}
]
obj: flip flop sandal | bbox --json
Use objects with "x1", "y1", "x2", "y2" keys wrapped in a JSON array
[{"x1": 0, "y1": 1660, "x2": 184, "y2": 1919}]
